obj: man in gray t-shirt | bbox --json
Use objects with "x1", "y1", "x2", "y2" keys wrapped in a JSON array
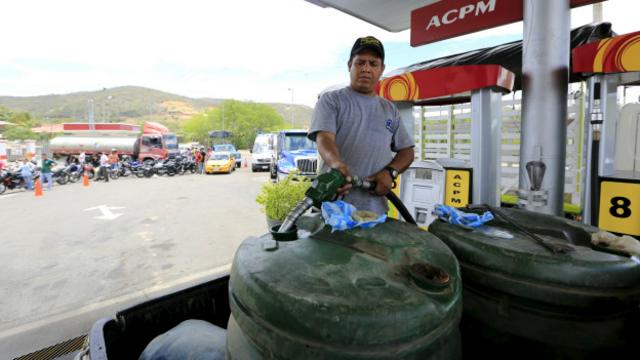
[{"x1": 308, "y1": 36, "x2": 414, "y2": 214}]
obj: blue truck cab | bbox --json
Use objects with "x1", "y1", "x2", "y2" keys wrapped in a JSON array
[{"x1": 271, "y1": 130, "x2": 318, "y2": 182}]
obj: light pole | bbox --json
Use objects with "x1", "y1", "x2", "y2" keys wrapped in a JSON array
[
  {"x1": 287, "y1": 88, "x2": 294, "y2": 128},
  {"x1": 107, "y1": 95, "x2": 113, "y2": 122}
]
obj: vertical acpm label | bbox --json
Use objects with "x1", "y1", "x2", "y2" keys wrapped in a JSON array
[{"x1": 445, "y1": 169, "x2": 471, "y2": 208}]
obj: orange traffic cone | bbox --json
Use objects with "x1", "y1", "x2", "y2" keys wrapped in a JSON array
[
  {"x1": 83, "y1": 171, "x2": 90, "y2": 187},
  {"x1": 34, "y1": 178, "x2": 43, "y2": 197}
]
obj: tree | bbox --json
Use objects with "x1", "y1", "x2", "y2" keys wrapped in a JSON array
[
  {"x1": 0, "y1": 106, "x2": 11, "y2": 121},
  {"x1": 180, "y1": 100, "x2": 289, "y2": 148},
  {"x1": 0, "y1": 108, "x2": 39, "y2": 140},
  {"x1": 1, "y1": 125, "x2": 36, "y2": 140}
]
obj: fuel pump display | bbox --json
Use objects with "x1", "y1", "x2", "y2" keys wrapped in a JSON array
[{"x1": 393, "y1": 159, "x2": 472, "y2": 228}]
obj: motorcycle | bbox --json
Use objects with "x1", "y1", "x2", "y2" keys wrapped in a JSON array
[
  {"x1": 52, "y1": 167, "x2": 70, "y2": 185},
  {"x1": 83, "y1": 163, "x2": 96, "y2": 180},
  {"x1": 129, "y1": 160, "x2": 147, "y2": 178},
  {"x1": 0, "y1": 169, "x2": 26, "y2": 194},
  {"x1": 118, "y1": 161, "x2": 133, "y2": 177},
  {"x1": 152, "y1": 159, "x2": 175, "y2": 176},
  {"x1": 66, "y1": 163, "x2": 84, "y2": 183},
  {"x1": 107, "y1": 164, "x2": 120, "y2": 180}
]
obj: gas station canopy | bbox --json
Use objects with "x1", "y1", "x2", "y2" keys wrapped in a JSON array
[
  {"x1": 305, "y1": 0, "x2": 437, "y2": 32},
  {"x1": 572, "y1": 30, "x2": 640, "y2": 73},
  {"x1": 385, "y1": 23, "x2": 613, "y2": 92}
]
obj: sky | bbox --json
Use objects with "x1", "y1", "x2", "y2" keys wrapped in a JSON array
[{"x1": 0, "y1": 0, "x2": 638, "y2": 108}]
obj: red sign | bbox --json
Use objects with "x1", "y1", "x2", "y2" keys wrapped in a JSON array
[{"x1": 411, "y1": 0, "x2": 605, "y2": 47}]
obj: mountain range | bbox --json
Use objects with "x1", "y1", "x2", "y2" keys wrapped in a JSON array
[{"x1": 0, "y1": 86, "x2": 313, "y2": 129}]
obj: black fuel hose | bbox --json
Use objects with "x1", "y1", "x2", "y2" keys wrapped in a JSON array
[
  {"x1": 386, "y1": 191, "x2": 417, "y2": 225},
  {"x1": 354, "y1": 177, "x2": 416, "y2": 225},
  {"x1": 590, "y1": 138, "x2": 600, "y2": 226}
]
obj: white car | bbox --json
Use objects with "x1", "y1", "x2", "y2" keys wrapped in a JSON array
[{"x1": 251, "y1": 134, "x2": 275, "y2": 172}]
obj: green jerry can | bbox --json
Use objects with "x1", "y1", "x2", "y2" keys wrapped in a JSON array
[
  {"x1": 429, "y1": 207, "x2": 640, "y2": 359},
  {"x1": 226, "y1": 216, "x2": 463, "y2": 359}
]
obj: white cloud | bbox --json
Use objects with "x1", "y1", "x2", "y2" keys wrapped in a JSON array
[{"x1": 0, "y1": 0, "x2": 638, "y2": 107}]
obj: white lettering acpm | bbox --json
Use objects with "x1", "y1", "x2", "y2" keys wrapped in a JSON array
[{"x1": 426, "y1": 0, "x2": 497, "y2": 30}]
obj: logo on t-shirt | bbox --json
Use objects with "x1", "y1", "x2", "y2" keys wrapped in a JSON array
[{"x1": 385, "y1": 119, "x2": 394, "y2": 133}]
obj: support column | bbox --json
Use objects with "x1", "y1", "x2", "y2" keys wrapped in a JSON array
[
  {"x1": 518, "y1": 0, "x2": 570, "y2": 215},
  {"x1": 471, "y1": 88, "x2": 502, "y2": 206},
  {"x1": 598, "y1": 75, "x2": 619, "y2": 177},
  {"x1": 396, "y1": 102, "x2": 415, "y2": 148},
  {"x1": 582, "y1": 76, "x2": 600, "y2": 224}
]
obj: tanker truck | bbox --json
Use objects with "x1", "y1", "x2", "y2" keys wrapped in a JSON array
[{"x1": 49, "y1": 122, "x2": 178, "y2": 162}]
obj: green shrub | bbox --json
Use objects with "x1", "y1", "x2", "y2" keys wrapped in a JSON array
[{"x1": 256, "y1": 174, "x2": 311, "y2": 221}]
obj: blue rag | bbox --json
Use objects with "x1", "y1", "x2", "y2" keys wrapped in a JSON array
[
  {"x1": 321, "y1": 200, "x2": 387, "y2": 232},
  {"x1": 434, "y1": 205, "x2": 493, "y2": 229}
]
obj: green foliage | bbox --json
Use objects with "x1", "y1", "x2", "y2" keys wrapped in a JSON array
[
  {"x1": 181, "y1": 100, "x2": 290, "y2": 149},
  {"x1": 256, "y1": 174, "x2": 311, "y2": 221},
  {"x1": 1, "y1": 125, "x2": 37, "y2": 140},
  {"x1": 0, "y1": 106, "x2": 11, "y2": 121},
  {"x1": 0, "y1": 107, "x2": 39, "y2": 140}
]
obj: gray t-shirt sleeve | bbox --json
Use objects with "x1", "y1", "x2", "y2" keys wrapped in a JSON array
[
  {"x1": 308, "y1": 92, "x2": 337, "y2": 141},
  {"x1": 391, "y1": 106, "x2": 415, "y2": 152}
]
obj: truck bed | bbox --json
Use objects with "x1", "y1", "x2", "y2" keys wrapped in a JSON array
[{"x1": 87, "y1": 274, "x2": 230, "y2": 360}]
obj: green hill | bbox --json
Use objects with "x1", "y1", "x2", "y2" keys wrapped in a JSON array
[{"x1": 0, "y1": 86, "x2": 313, "y2": 129}]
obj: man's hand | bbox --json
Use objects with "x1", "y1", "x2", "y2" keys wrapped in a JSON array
[
  {"x1": 331, "y1": 161, "x2": 352, "y2": 196},
  {"x1": 316, "y1": 131, "x2": 352, "y2": 196},
  {"x1": 367, "y1": 169, "x2": 394, "y2": 196}
]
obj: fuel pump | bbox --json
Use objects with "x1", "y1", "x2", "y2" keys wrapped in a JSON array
[
  {"x1": 391, "y1": 159, "x2": 472, "y2": 228},
  {"x1": 573, "y1": 31, "x2": 640, "y2": 237}
]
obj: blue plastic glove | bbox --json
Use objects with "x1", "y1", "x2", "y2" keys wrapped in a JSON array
[
  {"x1": 321, "y1": 200, "x2": 386, "y2": 232},
  {"x1": 434, "y1": 204, "x2": 493, "y2": 229}
]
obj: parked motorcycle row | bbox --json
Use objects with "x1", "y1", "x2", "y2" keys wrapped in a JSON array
[{"x1": 0, "y1": 156, "x2": 198, "y2": 195}]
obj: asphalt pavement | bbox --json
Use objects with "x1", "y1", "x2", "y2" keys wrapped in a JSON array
[{"x1": 0, "y1": 160, "x2": 271, "y2": 358}]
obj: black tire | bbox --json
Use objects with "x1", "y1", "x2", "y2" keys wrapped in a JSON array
[
  {"x1": 69, "y1": 172, "x2": 81, "y2": 183},
  {"x1": 144, "y1": 169, "x2": 153, "y2": 178},
  {"x1": 0, "y1": 183, "x2": 6, "y2": 195},
  {"x1": 56, "y1": 173, "x2": 69, "y2": 185},
  {"x1": 167, "y1": 169, "x2": 175, "y2": 177},
  {"x1": 135, "y1": 170, "x2": 145, "y2": 178}
]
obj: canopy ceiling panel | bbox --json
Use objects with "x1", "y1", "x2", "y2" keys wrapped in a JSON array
[{"x1": 305, "y1": 0, "x2": 436, "y2": 32}]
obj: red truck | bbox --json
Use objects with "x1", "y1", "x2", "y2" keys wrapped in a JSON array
[{"x1": 49, "y1": 121, "x2": 178, "y2": 161}]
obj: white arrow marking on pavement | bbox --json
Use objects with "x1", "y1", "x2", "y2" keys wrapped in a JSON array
[{"x1": 83, "y1": 205, "x2": 126, "y2": 220}]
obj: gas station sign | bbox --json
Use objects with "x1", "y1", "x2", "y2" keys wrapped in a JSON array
[
  {"x1": 598, "y1": 179, "x2": 640, "y2": 236},
  {"x1": 411, "y1": 0, "x2": 605, "y2": 46}
]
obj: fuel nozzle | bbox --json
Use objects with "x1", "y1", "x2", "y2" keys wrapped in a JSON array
[
  {"x1": 278, "y1": 169, "x2": 346, "y2": 234},
  {"x1": 305, "y1": 168, "x2": 347, "y2": 208},
  {"x1": 277, "y1": 169, "x2": 378, "y2": 234}
]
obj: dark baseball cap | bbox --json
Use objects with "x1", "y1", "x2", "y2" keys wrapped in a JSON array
[{"x1": 349, "y1": 36, "x2": 385, "y2": 63}]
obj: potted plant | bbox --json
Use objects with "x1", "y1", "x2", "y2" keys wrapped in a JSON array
[{"x1": 256, "y1": 173, "x2": 311, "y2": 229}]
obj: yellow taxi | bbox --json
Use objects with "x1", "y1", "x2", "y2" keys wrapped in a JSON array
[{"x1": 205, "y1": 153, "x2": 236, "y2": 174}]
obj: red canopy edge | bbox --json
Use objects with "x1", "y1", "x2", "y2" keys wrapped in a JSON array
[
  {"x1": 572, "y1": 30, "x2": 640, "y2": 73},
  {"x1": 376, "y1": 64, "x2": 514, "y2": 104}
]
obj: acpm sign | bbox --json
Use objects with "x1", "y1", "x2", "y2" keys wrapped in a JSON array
[{"x1": 411, "y1": 0, "x2": 605, "y2": 47}]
